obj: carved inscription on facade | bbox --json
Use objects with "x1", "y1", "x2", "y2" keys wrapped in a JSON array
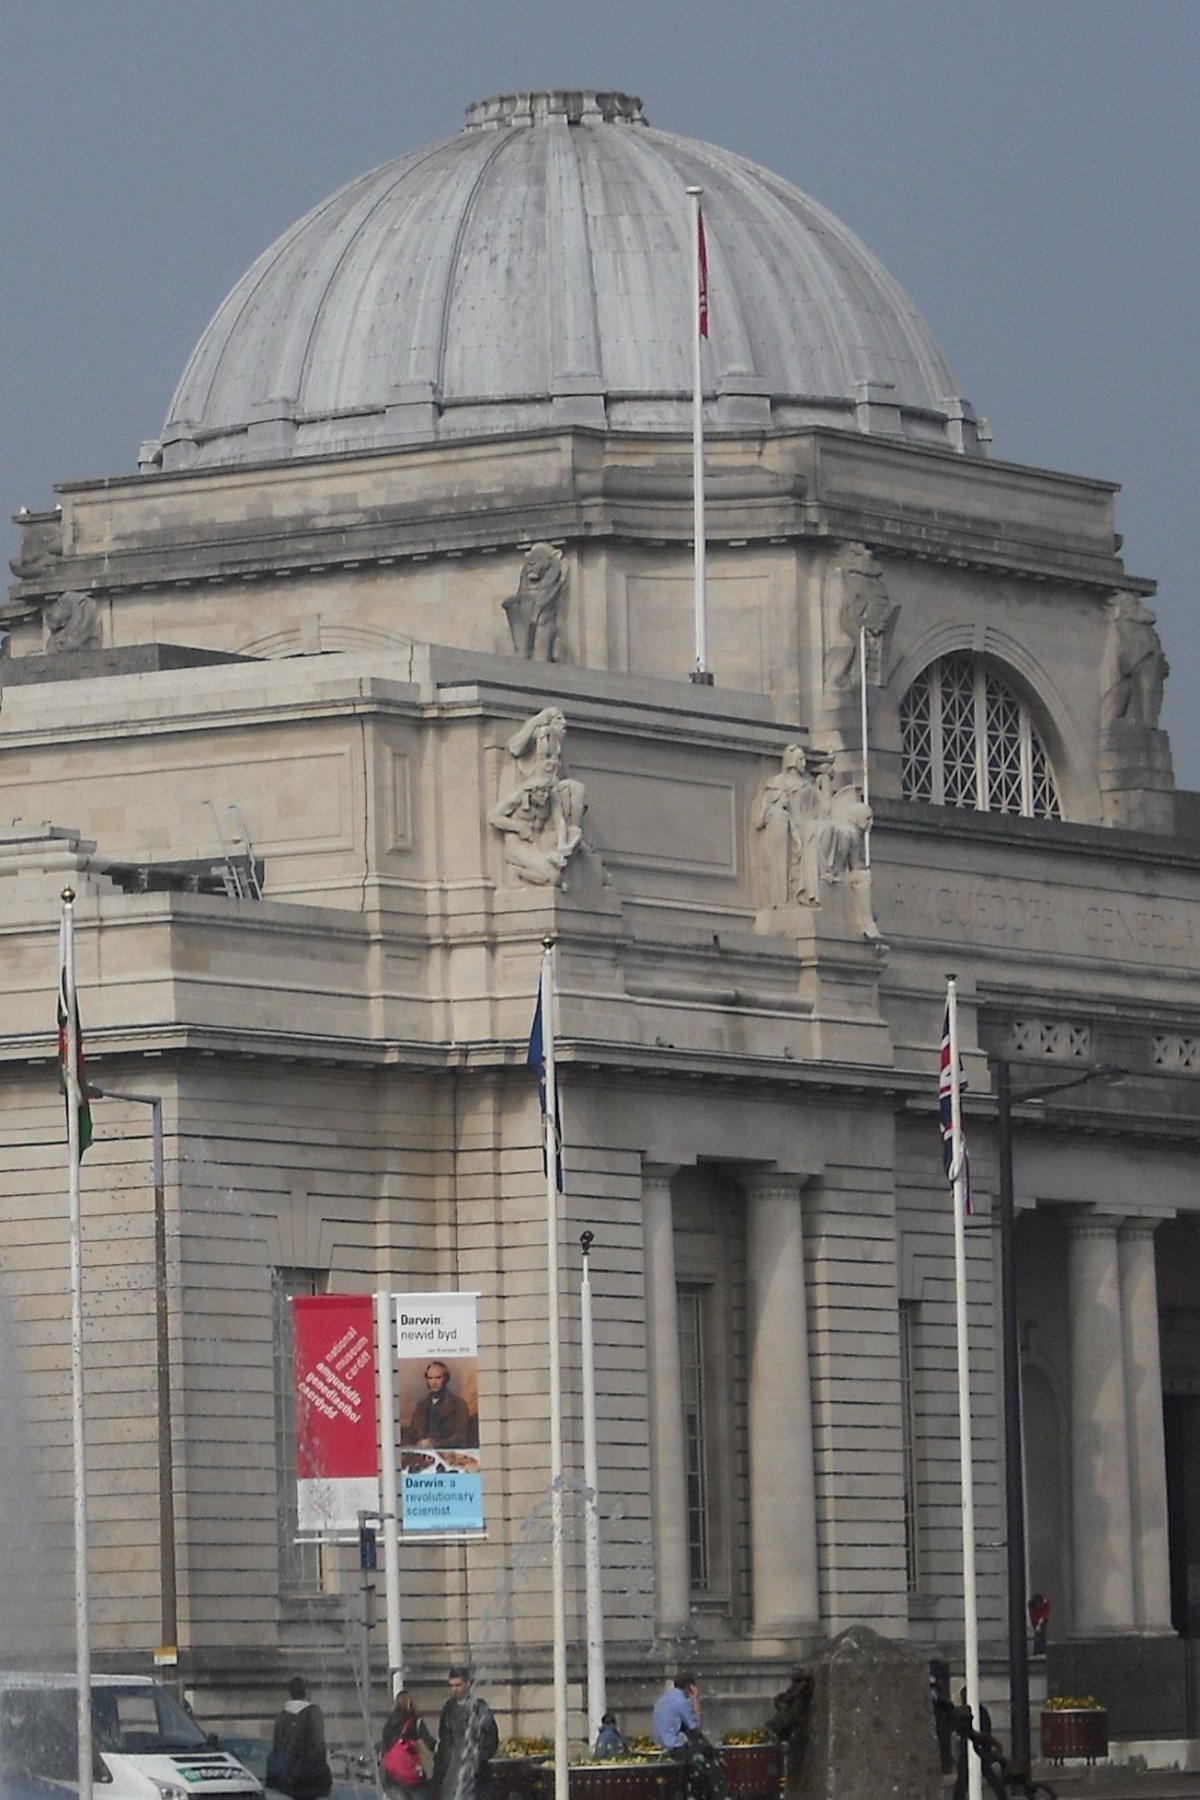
[{"x1": 884, "y1": 874, "x2": 1198, "y2": 962}]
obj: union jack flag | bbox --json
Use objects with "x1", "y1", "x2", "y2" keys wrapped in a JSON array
[{"x1": 939, "y1": 1002, "x2": 971, "y2": 1213}]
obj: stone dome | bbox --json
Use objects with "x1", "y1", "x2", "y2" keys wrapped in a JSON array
[{"x1": 153, "y1": 90, "x2": 980, "y2": 473}]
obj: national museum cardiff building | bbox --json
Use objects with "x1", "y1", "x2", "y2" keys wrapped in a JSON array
[{"x1": 3, "y1": 90, "x2": 1198, "y2": 1750}]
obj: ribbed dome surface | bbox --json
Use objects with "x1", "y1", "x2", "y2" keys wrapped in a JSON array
[{"x1": 155, "y1": 90, "x2": 977, "y2": 472}]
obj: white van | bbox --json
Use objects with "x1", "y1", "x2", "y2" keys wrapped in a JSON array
[{"x1": 0, "y1": 1673, "x2": 263, "y2": 1800}]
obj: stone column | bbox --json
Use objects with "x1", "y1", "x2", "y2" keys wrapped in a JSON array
[
  {"x1": 1119, "y1": 1218, "x2": 1173, "y2": 1631},
  {"x1": 1068, "y1": 1213, "x2": 1135, "y2": 1631},
  {"x1": 642, "y1": 1162, "x2": 690, "y2": 1637},
  {"x1": 744, "y1": 1171, "x2": 819, "y2": 1634}
]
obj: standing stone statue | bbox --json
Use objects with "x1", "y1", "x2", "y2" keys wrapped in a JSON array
[
  {"x1": 44, "y1": 590, "x2": 100, "y2": 655},
  {"x1": 489, "y1": 704, "x2": 587, "y2": 889},
  {"x1": 1101, "y1": 591, "x2": 1168, "y2": 730},
  {"x1": 502, "y1": 543, "x2": 566, "y2": 661},
  {"x1": 753, "y1": 745, "x2": 828, "y2": 908},
  {"x1": 824, "y1": 543, "x2": 898, "y2": 690}
]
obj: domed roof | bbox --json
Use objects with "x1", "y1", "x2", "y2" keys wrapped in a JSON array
[{"x1": 154, "y1": 90, "x2": 979, "y2": 473}]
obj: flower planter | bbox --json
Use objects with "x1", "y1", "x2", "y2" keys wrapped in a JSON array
[
  {"x1": 718, "y1": 1744, "x2": 783, "y2": 1800},
  {"x1": 491, "y1": 1758, "x2": 547, "y2": 1800},
  {"x1": 1039, "y1": 1709, "x2": 1108, "y2": 1764},
  {"x1": 528, "y1": 1763, "x2": 683, "y2": 1800}
]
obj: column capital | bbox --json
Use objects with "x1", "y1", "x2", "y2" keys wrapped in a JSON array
[
  {"x1": 640, "y1": 1160, "x2": 680, "y2": 1189},
  {"x1": 738, "y1": 1163, "x2": 814, "y2": 1201},
  {"x1": 1066, "y1": 1208, "x2": 1125, "y2": 1240},
  {"x1": 1118, "y1": 1212, "x2": 1175, "y2": 1238}
]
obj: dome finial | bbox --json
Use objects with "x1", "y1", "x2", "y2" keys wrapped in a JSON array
[{"x1": 463, "y1": 90, "x2": 647, "y2": 132}]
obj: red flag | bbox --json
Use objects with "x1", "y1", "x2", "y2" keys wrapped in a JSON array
[{"x1": 697, "y1": 207, "x2": 709, "y2": 338}]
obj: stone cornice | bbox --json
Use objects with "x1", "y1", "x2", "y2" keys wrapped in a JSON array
[{"x1": 10, "y1": 424, "x2": 1140, "y2": 607}]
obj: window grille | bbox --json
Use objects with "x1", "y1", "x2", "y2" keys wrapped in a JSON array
[
  {"x1": 677, "y1": 1284, "x2": 711, "y2": 1591},
  {"x1": 1009, "y1": 1020, "x2": 1091, "y2": 1060},
  {"x1": 900, "y1": 653, "x2": 1061, "y2": 819}
]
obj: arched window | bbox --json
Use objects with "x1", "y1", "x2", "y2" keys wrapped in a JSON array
[{"x1": 899, "y1": 652, "x2": 1061, "y2": 818}]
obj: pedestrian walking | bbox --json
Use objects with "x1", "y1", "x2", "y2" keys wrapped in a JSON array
[
  {"x1": 380, "y1": 1691, "x2": 435, "y2": 1798},
  {"x1": 268, "y1": 1677, "x2": 333, "y2": 1800},
  {"x1": 432, "y1": 1667, "x2": 498, "y2": 1800}
]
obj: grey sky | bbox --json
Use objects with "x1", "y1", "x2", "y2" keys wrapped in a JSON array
[{"x1": 3, "y1": 2, "x2": 1197, "y2": 782}]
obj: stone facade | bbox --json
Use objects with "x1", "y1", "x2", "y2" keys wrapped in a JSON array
[{"x1": 3, "y1": 94, "x2": 1199, "y2": 1755}]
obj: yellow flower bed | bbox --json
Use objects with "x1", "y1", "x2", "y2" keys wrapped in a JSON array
[{"x1": 1043, "y1": 1696, "x2": 1102, "y2": 1712}]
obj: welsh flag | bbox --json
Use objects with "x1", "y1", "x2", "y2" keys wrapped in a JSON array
[{"x1": 58, "y1": 918, "x2": 93, "y2": 1157}]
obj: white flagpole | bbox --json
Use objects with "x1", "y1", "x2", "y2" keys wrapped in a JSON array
[
  {"x1": 686, "y1": 185, "x2": 711, "y2": 686},
  {"x1": 947, "y1": 975, "x2": 982, "y2": 1800},
  {"x1": 858, "y1": 624, "x2": 872, "y2": 869},
  {"x1": 580, "y1": 1232, "x2": 606, "y2": 1743},
  {"x1": 61, "y1": 888, "x2": 94, "y2": 1800},
  {"x1": 375, "y1": 1290, "x2": 404, "y2": 1695},
  {"x1": 540, "y1": 940, "x2": 569, "y2": 1800}
]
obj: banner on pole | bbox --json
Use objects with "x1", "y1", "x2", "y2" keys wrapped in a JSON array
[
  {"x1": 394, "y1": 1292, "x2": 484, "y2": 1533},
  {"x1": 292, "y1": 1294, "x2": 380, "y2": 1533}
]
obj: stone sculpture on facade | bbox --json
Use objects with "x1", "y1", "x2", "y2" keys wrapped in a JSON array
[
  {"x1": 44, "y1": 590, "x2": 100, "y2": 655},
  {"x1": 8, "y1": 512, "x2": 63, "y2": 584},
  {"x1": 1100, "y1": 591, "x2": 1168, "y2": 731},
  {"x1": 489, "y1": 705, "x2": 587, "y2": 888},
  {"x1": 824, "y1": 542, "x2": 898, "y2": 689},
  {"x1": 502, "y1": 543, "x2": 566, "y2": 661},
  {"x1": 754, "y1": 744, "x2": 881, "y2": 939},
  {"x1": 754, "y1": 744, "x2": 828, "y2": 908}
]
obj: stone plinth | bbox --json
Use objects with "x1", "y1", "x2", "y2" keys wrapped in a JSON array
[{"x1": 796, "y1": 1625, "x2": 943, "y2": 1800}]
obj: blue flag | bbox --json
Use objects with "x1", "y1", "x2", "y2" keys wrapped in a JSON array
[{"x1": 527, "y1": 990, "x2": 563, "y2": 1192}]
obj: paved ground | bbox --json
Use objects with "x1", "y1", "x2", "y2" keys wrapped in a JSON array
[{"x1": 1025, "y1": 1766, "x2": 1200, "y2": 1799}]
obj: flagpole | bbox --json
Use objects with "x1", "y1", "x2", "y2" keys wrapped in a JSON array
[
  {"x1": 61, "y1": 888, "x2": 94, "y2": 1800},
  {"x1": 858, "y1": 625, "x2": 871, "y2": 868},
  {"x1": 947, "y1": 975, "x2": 982, "y2": 1800},
  {"x1": 580, "y1": 1231, "x2": 606, "y2": 1743},
  {"x1": 540, "y1": 940, "x2": 569, "y2": 1800},
  {"x1": 686, "y1": 185, "x2": 712, "y2": 686},
  {"x1": 375, "y1": 1289, "x2": 404, "y2": 1695}
]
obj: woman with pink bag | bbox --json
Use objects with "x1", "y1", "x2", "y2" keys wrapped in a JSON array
[{"x1": 380, "y1": 1693, "x2": 434, "y2": 1800}]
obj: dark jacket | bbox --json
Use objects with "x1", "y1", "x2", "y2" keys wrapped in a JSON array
[
  {"x1": 272, "y1": 1699, "x2": 332, "y2": 1800},
  {"x1": 433, "y1": 1695, "x2": 498, "y2": 1800},
  {"x1": 406, "y1": 1389, "x2": 474, "y2": 1448}
]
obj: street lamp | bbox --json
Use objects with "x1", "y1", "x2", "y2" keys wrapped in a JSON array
[
  {"x1": 993, "y1": 1058, "x2": 1125, "y2": 1776},
  {"x1": 89, "y1": 1087, "x2": 175, "y2": 1661}
]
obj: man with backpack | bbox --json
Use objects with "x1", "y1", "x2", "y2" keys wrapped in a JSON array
[{"x1": 268, "y1": 1677, "x2": 333, "y2": 1800}]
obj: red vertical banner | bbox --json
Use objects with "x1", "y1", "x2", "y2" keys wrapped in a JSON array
[{"x1": 292, "y1": 1294, "x2": 379, "y2": 1532}]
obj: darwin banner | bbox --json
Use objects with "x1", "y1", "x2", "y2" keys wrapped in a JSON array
[{"x1": 394, "y1": 1292, "x2": 483, "y2": 1533}]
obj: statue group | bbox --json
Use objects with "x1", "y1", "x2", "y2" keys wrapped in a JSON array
[
  {"x1": 488, "y1": 706, "x2": 587, "y2": 889},
  {"x1": 754, "y1": 745, "x2": 880, "y2": 941}
]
